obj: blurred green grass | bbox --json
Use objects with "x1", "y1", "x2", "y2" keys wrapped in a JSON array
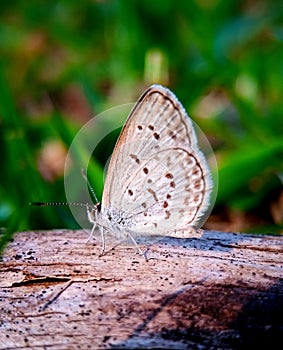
[{"x1": 1, "y1": 0, "x2": 283, "y2": 252}]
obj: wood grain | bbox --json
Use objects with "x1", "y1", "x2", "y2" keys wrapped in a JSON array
[{"x1": 0, "y1": 229, "x2": 282, "y2": 349}]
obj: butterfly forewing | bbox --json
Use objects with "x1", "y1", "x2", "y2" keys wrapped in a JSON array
[{"x1": 101, "y1": 85, "x2": 212, "y2": 234}]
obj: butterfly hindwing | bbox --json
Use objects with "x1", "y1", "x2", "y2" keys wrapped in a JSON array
[{"x1": 101, "y1": 85, "x2": 212, "y2": 235}]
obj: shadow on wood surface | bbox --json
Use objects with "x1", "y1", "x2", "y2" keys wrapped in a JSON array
[{"x1": 112, "y1": 278, "x2": 283, "y2": 349}]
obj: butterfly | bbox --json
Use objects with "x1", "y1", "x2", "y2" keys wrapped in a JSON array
[{"x1": 84, "y1": 84, "x2": 213, "y2": 258}]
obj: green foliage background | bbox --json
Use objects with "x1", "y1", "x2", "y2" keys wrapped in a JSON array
[{"x1": 1, "y1": 0, "x2": 283, "y2": 250}]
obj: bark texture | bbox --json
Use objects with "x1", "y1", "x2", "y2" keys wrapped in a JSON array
[{"x1": 0, "y1": 229, "x2": 282, "y2": 349}]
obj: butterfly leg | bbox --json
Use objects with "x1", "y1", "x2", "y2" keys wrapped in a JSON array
[
  {"x1": 85, "y1": 204, "x2": 105, "y2": 257},
  {"x1": 85, "y1": 204, "x2": 97, "y2": 243},
  {"x1": 127, "y1": 232, "x2": 148, "y2": 261},
  {"x1": 86, "y1": 222, "x2": 97, "y2": 243},
  {"x1": 99, "y1": 226, "x2": 106, "y2": 256}
]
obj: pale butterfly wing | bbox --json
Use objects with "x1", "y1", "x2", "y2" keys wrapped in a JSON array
[{"x1": 101, "y1": 84, "x2": 212, "y2": 235}]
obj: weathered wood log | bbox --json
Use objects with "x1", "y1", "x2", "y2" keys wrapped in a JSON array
[{"x1": 0, "y1": 229, "x2": 282, "y2": 349}]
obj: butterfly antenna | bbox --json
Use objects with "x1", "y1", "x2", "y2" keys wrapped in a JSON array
[
  {"x1": 29, "y1": 202, "x2": 89, "y2": 208},
  {"x1": 81, "y1": 169, "x2": 99, "y2": 204}
]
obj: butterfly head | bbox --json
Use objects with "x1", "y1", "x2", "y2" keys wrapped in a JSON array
[{"x1": 86, "y1": 202, "x2": 101, "y2": 225}]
